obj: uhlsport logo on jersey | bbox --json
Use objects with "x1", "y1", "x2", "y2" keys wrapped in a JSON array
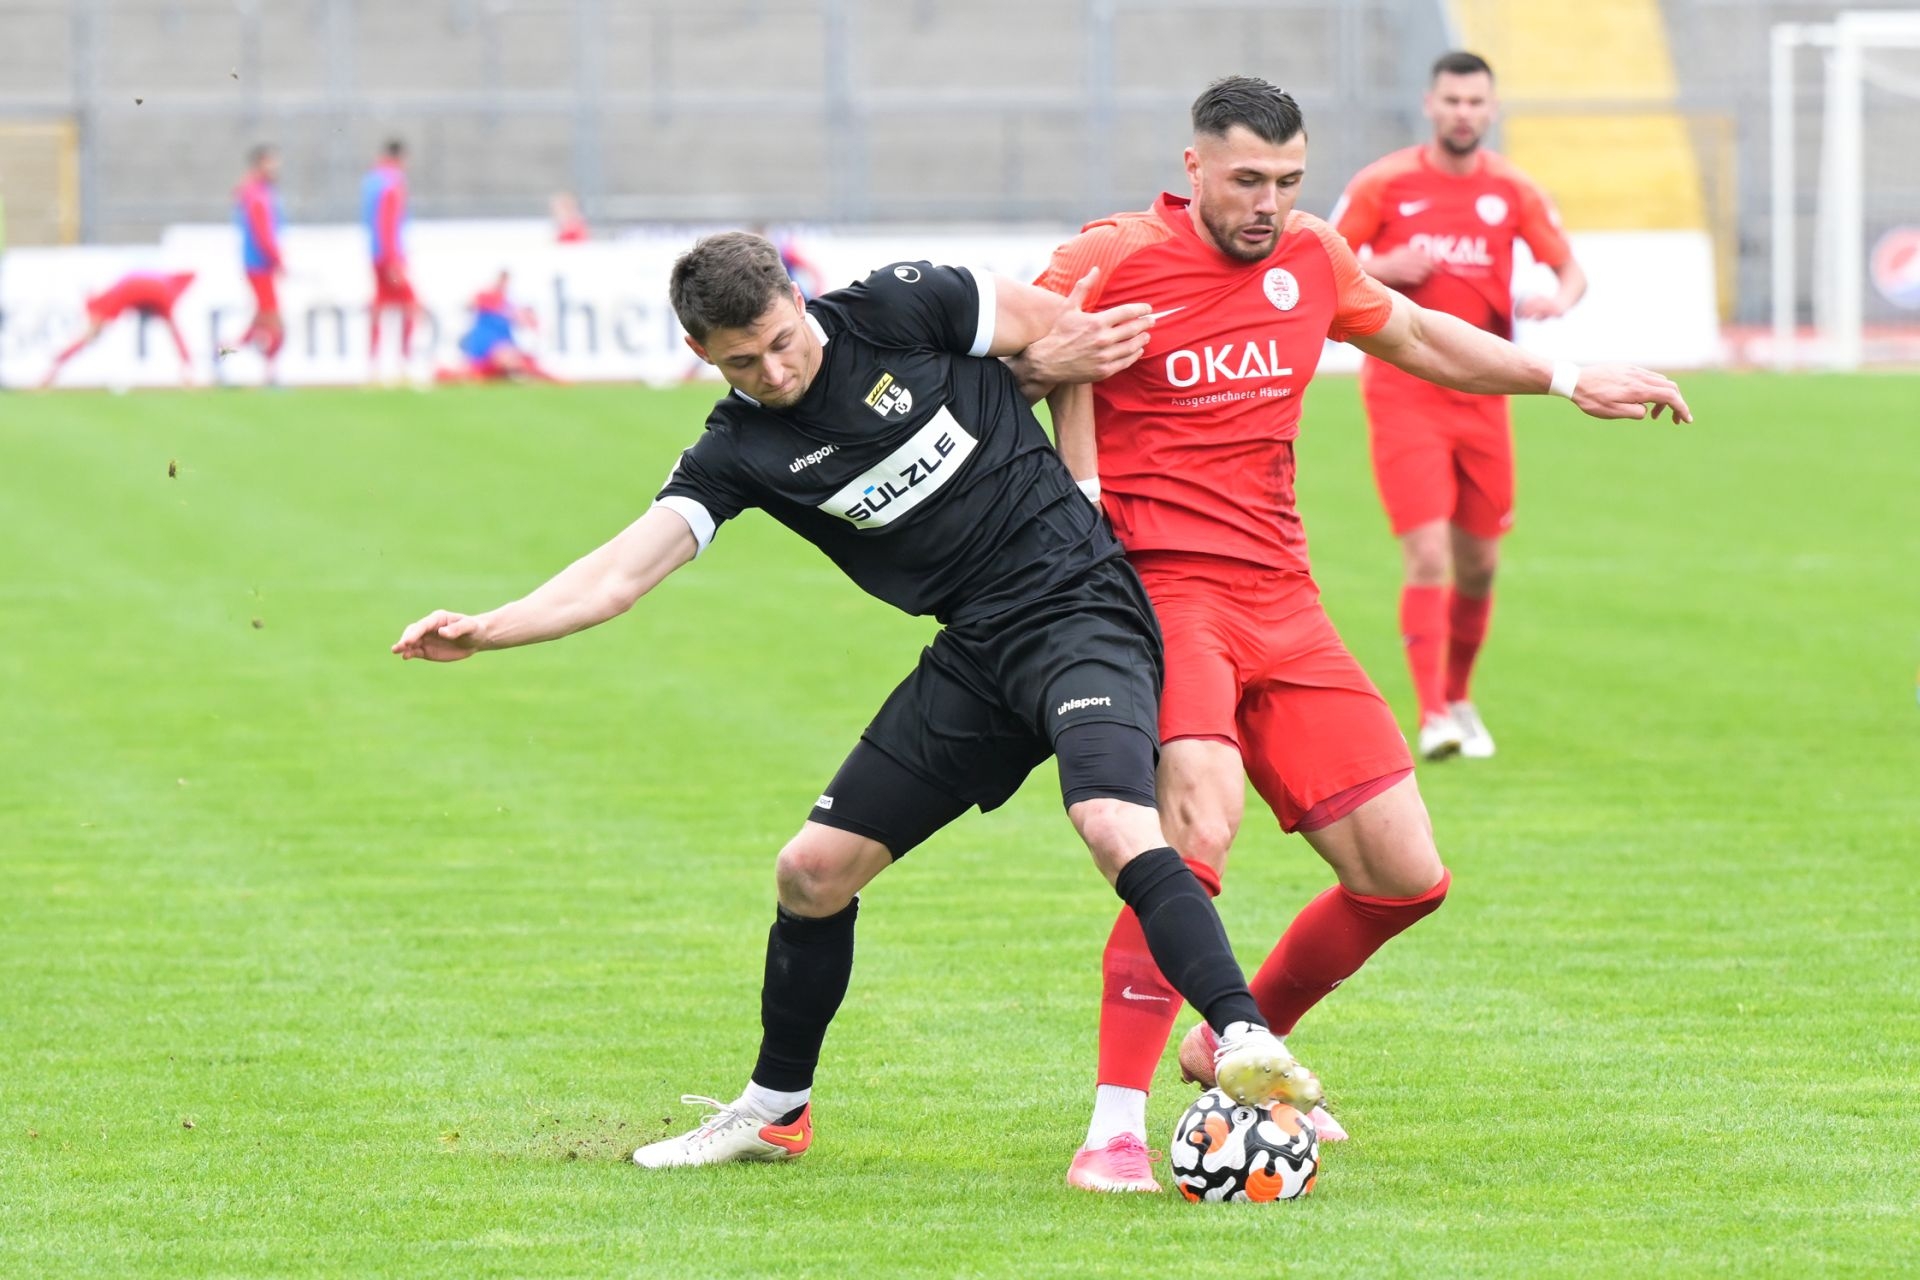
[
  {"x1": 789, "y1": 443, "x2": 837, "y2": 473},
  {"x1": 821, "y1": 407, "x2": 978, "y2": 528},
  {"x1": 1475, "y1": 193, "x2": 1509, "y2": 225},
  {"x1": 864, "y1": 371, "x2": 914, "y2": 418},
  {"x1": 1409, "y1": 233, "x2": 1493, "y2": 268},
  {"x1": 1870, "y1": 227, "x2": 1920, "y2": 308},
  {"x1": 1263, "y1": 268, "x2": 1300, "y2": 311}
]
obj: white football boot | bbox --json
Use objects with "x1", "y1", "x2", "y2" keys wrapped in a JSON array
[
  {"x1": 1211, "y1": 1022, "x2": 1324, "y2": 1113},
  {"x1": 632, "y1": 1094, "x2": 813, "y2": 1168},
  {"x1": 1449, "y1": 701, "x2": 1496, "y2": 759},
  {"x1": 1417, "y1": 712, "x2": 1464, "y2": 761},
  {"x1": 1179, "y1": 1022, "x2": 1347, "y2": 1140}
]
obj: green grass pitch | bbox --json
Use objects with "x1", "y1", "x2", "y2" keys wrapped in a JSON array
[{"x1": 3, "y1": 374, "x2": 1917, "y2": 1277}]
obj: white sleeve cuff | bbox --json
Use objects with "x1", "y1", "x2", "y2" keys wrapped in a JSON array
[
  {"x1": 1076, "y1": 476, "x2": 1102, "y2": 503},
  {"x1": 653, "y1": 496, "x2": 717, "y2": 555},
  {"x1": 967, "y1": 267, "x2": 997, "y2": 358}
]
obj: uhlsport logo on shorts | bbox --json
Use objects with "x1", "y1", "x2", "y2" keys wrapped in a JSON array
[
  {"x1": 821, "y1": 407, "x2": 978, "y2": 528},
  {"x1": 1056, "y1": 695, "x2": 1114, "y2": 717},
  {"x1": 864, "y1": 371, "x2": 914, "y2": 418},
  {"x1": 1263, "y1": 268, "x2": 1300, "y2": 311}
]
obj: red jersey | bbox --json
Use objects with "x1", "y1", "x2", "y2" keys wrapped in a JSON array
[
  {"x1": 1036, "y1": 194, "x2": 1394, "y2": 574},
  {"x1": 1332, "y1": 145, "x2": 1570, "y2": 337},
  {"x1": 94, "y1": 270, "x2": 196, "y2": 315}
]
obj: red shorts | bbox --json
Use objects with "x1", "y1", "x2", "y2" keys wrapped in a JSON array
[
  {"x1": 1360, "y1": 356, "x2": 1514, "y2": 539},
  {"x1": 373, "y1": 262, "x2": 416, "y2": 307},
  {"x1": 246, "y1": 270, "x2": 279, "y2": 316},
  {"x1": 1134, "y1": 552, "x2": 1413, "y2": 833}
]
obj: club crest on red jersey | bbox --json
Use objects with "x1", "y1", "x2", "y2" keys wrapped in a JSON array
[
  {"x1": 1475, "y1": 193, "x2": 1509, "y2": 226},
  {"x1": 1262, "y1": 268, "x2": 1300, "y2": 312}
]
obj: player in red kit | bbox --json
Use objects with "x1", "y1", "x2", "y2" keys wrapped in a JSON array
[
  {"x1": 233, "y1": 144, "x2": 285, "y2": 385},
  {"x1": 1014, "y1": 76, "x2": 1688, "y2": 1193},
  {"x1": 1333, "y1": 51, "x2": 1589, "y2": 760},
  {"x1": 40, "y1": 270, "x2": 196, "y2": 388},
  {"x1": 363, "y1": 139, "x2": 426, "y2": 383}
]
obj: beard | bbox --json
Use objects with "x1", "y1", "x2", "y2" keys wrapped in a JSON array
[
  {"x1": 1199, "y1": 205, "x2": 1278, "y2": 263},
  {"x1": 1440, "y1": 128, "x2": 1483, "y2": 157}
]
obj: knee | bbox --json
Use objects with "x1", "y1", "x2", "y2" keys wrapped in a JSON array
[
  {"x1": 775, "y1": 838, "x2": 858, "y2": 916},
  {"x1": 1402, "y1": 539, "x2": 1450, "y2": 587},
  {"x1": 1168, "y1": 813, "x2": 1235, "y2": 869}
]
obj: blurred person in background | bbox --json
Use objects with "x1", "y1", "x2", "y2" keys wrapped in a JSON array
[
  {"x1": 232, "y1": 144, "x2": 285, "y2": 386},
  {"x1": 364, "y1": 138, "x2": 427, "y2": 384},
  {"x1": 438, "y1": 270, "x2": 561, "y2": 383},
  {"x1": 1333, "y1": 51, "x2": 1588, "y2": 761},
  {"x1": 40, "y1": 270, "x2": 197, "y2": 388},
  {"x1": 551, "y1": 190, "x2": 589, "y2": 244}
]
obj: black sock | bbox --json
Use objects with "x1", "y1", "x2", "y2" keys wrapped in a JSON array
[
  {"x1": 1113, "y1": 848, "x2": 1264, "y2": 1035},
  {"x1": 750, "y1": 899, "x2": 858, "y2": 1092}
]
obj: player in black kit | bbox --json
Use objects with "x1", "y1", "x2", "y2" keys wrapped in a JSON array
[{"x1": 392, "y1": 232, "x2": 1322, "y2": 1168}]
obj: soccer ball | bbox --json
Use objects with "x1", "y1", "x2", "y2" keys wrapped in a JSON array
[{"x1": 1169, "y1": 1087, "x2": 1319, "y2": 1202}]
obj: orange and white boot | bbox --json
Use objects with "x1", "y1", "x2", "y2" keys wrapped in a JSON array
[{"x1": 632, "y1": 1094, "x2": 813, "y2": 1168}]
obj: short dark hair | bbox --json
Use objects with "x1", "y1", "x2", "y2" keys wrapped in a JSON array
[
  {"x1": 383, "y1": 138, "x2": 406, "y2": 159},
  {"x1": 247, "y1": 143, "x2": 275, "y2": 167},
  {"x1": 1190, "y1": 75, "x2": 1305, "y2": 147},
  {"x1": 670, "y1": 232, "x2": 794, "y2": 341},
  {"x1": 1431, "y1": 50, "x2": 1494, "y2": 82}
]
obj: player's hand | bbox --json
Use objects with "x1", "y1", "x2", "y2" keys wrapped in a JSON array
[
  {"x1": 1025, "y1": 268, "x2": 1157, "y2": 384},
  {"x1": 1367, "y1": 246, "x2": 1435, "y2": 289},
  {"x1": 1568, "y1": 364, "x2": 1693, "y2": 424},
  {"x1": 1516, "y1": 294, "x2": 1568, "y2": 321},
  {"x1": 392, "y1": 609, "x2": 488, "y2": 662}
]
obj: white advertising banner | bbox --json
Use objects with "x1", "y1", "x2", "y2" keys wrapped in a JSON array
[{"x1": 0, "y1": 221, "x2": 1721, "y2": 390}]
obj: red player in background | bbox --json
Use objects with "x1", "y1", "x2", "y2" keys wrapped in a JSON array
[
  {"x1": 1333, "y1": 51, "x2": 1589, "y2": 760},
  {"x1": 363, "y1": 139, "x2": 426, "y2": 381},
  {"x1": 232, "y1": 144, "x2": 285, "y2": 384},
  {"x1": 40, "y1": 270, "x2": 197, "y2": 388},
  {"x1": 550, "y1": 191, "x2": 589, "y2": 244},
  {"x1": 437, "y1": 271, "x2": 561, "y2": 384}
]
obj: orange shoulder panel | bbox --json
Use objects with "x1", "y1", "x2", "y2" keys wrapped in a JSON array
[
  {"x1": 1331, "y1": 147, "x2": 1423, "y2": 247},
  {"x1": 1034, "y1": 210, "x2": 1174, "y2": 305},
  {"x1": 1481, "y1": 152, "x2": 1573, "y2": 268},
  {"x1": 1291, "y1": 211, "x2": 1396, "y2": 342}
]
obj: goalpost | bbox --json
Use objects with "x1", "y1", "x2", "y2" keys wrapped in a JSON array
[{"x1": 1770, "y1": 9, "x2": 1920, "y2": 370}]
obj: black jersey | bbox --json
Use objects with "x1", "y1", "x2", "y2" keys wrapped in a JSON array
[{"x1": 654, "y1": 262, "x2": 1124, "y2": 625}]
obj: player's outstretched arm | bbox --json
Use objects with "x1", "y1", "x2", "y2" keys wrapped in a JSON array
[
  {"x1": 1351, "y1": 292, "x2": 1692, "y2": 423},
  {"x1": 998, "y1": 268, "x2": 1155, "y2": 402},
  {"x1": 391, "y1": 506, "x2": 698, "y2": 662}
]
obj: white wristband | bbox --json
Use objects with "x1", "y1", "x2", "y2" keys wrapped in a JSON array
[
  {"x1": 1076, "y1": 477, "x2": 1102, "y2": 503},
  {"x1": 1549, "y1": 361, "x2": 1580, "y2": 400}
]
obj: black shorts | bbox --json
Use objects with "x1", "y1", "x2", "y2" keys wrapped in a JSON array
[{"x1": 808, "y1": 556, "x2": 1164, "y2": 855}]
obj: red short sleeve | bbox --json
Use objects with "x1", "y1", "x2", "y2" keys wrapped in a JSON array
[
  {"x1": 1035, "y1": 213, "x2": 1173, "y2": 304},
  {"x1": 1296, "y1": 213, "x2": 1395, "y2": 342},
  {"x1": 1514, "y1": 176, "x2": 1573, "y2": 269}
]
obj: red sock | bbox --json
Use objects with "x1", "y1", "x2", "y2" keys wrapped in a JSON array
[
  {"x1": 1400, "y1": 584, "x2": 1449, "y2": 721},
  {"x1": 1096, "y1": 859, "x2": 1221, "y2": 1089},
  {"x1": 1445, "y1": 589, "x2": 1492, "y2": 704},
  {"x1": 400, "y1": 310, "x2": 416, "y2": 359},
  {"x1": 1248, "y1": 870, "x2": 1451, "y2": 1035},
  {"x1": 369, "y1": 310, "x2": 384, "y2": 360}
]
